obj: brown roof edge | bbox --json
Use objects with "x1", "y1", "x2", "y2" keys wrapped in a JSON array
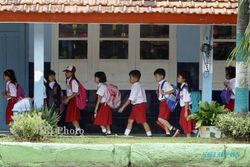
[{"x1": 0, "y1": 12, "x2": 236, "y2": 24}]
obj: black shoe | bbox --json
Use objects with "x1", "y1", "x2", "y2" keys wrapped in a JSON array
[
  {"x1": 75, "y1": 130, "x2": 84, "y2": 136},
  {"x1": 102, "y1": 132, "x2": 107, "y2": 136},
  {"x1": 170, "y1": 127, "x2": 179, "y2": 137},
  {"x1": 166, "y1": 133, "x2": 171, "y2": 137},
  {"x1": 106, "y1": 133, "x2": 112, "y2": 136}
]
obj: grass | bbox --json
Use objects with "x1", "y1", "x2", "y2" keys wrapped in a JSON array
[{"x1": 0, "y1": 134, "x2": 245, "y2": 144}]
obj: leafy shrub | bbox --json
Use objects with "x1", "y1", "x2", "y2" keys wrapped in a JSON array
[
  {"x1": 10, "y1": 112, "x2": 53, "y2": 142},
  {"x1": 215, "y1": 113, "x2": 250, "y2": 141},
  {"x1": 187, "y1": 101, "x2": 228, "y2": 128}
]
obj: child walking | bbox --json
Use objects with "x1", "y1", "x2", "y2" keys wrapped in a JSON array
[
  {"x1": 93, "y1": 72, "x2": 112, "y2": 135},
  {"x1": 63, "y1": 65, "x2": 83, "y2": 135},
  {"x1": 1, "y1": 69, "x2": 18, "y2": 125},
  {"x1": 118, "y1": 70, "x2": 152, "y2": 137},
  {"x1": 177, "y1": 71, "x2": 194, "y2": 137},
  {"x1": 154, "y1": 68, "x2": 179, "y2": 137}
]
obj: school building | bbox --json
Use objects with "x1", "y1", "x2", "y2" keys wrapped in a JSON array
[{"x1": 0, "y1": 0, "x2": 249, "y2": 132}]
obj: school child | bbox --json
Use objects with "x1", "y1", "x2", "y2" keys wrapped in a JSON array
[
  {"x1": 118, "y1": 70, "x2": 152, "y2": 137},
  {"x1": 154, "y1": 68, "x2": 179, "y2": 137},
  {"x1": 223, "y1": 66, "x2": 236, "y2": 112},
  {"x1": 93, "y1": 71, "x2": 112, "y2": 135},
  {"x1": 177, "y1": 71, "x2": 195, "y2": 137},
  {"x1": 45, "y1": 70, "x2": 62, "y2": 113},
  {"x1": 63, "y1": 65, "x2": 83, "y2": 135},
  {"x1": 1, "y1": 69, "x2": 18, "y2": 125}
]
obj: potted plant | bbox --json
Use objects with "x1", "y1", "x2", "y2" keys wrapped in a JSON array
[{"x1": 187, "y1": 101, "x2": 228, "y2": 138}]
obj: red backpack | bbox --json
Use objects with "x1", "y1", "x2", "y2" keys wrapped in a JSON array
[
  {"x1": 69, "y1": 79, "x2": 87, "y2": 110},
  {"x1": 16, "y1": 84, "x2": 25, "y2": 101},
  {"x1": 104, "y1": 84, "x2": 121, "y2": 109}
]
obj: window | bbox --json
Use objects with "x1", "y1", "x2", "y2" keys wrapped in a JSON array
[
  {"x1": 58, "y1": 24, "x2": 88, "y2": 59},
  {"x1": 100, "y1": 24, "x2": 129, "y2": 59},
  {"x1": 213, "y1": 26, "x2": 236, "y2": 60},
  {"x1": 140, "y1": 25, "x2": 169, "y2": 60}
]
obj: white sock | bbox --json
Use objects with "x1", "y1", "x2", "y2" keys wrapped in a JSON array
[
  {"x1": 169, "y1": 126, "x2": 173, "y2": 130},
  {"x1": 146, "y1": 131, "x2": 152, "y2": 136},
  {"x1": 166, "y1": 131, "x2": 170, "y2": 135},
  {"x1": 124, "y1": 129, "x2": 131, "y2": 136},
  {"x1": 102, "y1": 128, "x2": 107, "y2": 133},
  {"x1": 107, "y1": 131, "x2": 111, "y2": 134},
  {"x1": 76, "y1": 128, "x2": 81, "y2": 132}
]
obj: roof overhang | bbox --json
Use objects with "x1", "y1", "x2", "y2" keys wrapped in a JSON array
[{"x1": 0, "y1": 12, "x2": 236, "y2": 24}]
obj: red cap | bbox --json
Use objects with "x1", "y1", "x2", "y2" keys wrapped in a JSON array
[{"x1": 63, "y1": 65, "x2": 76, "y2": 73}]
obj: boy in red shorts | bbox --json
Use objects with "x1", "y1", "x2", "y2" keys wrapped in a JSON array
[
  {"x1": 118, "y1": 70, "x2": 152, "y2": 137},
  {"x1": 154, "y1": 68, "x2": 179, "y2": 137}
]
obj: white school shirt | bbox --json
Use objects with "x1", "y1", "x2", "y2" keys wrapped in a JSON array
[
  {"x1": 225, "y1": 78, "x2": 235, "y2": 99},
  {"x1": 49, "y1": 81, "x2": 56, "y2": 89},
  {"x1": 180, "y1": 83, "x2": 191, "y2": 107},
  {"x1": 96, "y1": 83, "x2": 107, "y2": 103},
  {"x1": 43, "y1": 85, "x2": 47, "y2": 99},
  {"x1": 66, "y1": 78, "x2": 79, "y2": 97},
  {"x1": 6, "y1": 81, "x2": 17, "y2": 100},
  {"x1": 129, "y1": 82, "x2": 147, "y2": 105},
  {"x1": 158, "y1": 80, "x2": 174, "y2": 101}
]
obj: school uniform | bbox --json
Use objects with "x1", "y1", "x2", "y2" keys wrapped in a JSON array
[
  {"x1": 94, "y1": 83, "x2": 112, "y2": 126},
  {"x1": 5, "y1": 81, "x2": 17, "y2": 124},
  {"x1": 224, "y1": 78, "x2": 235, "y2": 112},
  {"x1": 128, "y1": 82, "x2": 147, "y2": 124},
  {"x1": 43, "y1": 84, "x2": 47, "y2": 106},
  {"x1": 157, "y1": 80, "x2": 173, "y2": 120},
  {"x1": 45, "y1": 81, "x2": 62, "y2": 112},
  {"x1": 65, "y1": 78, "x2": 80, "y2": 123},
  {"x1": 179, "y1": 83, "x2": 195, "y2": 134}
]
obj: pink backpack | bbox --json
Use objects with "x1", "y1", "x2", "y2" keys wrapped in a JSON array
[
  {"x1": 105, "y1": 84, "x2": 121, "y2": 109},
  {"x1": 69, "y1": 79, "x2": 87, "y2": 110}
]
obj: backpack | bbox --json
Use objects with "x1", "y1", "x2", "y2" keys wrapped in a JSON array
[
  {"x1": 69, "y1": 79, "x2": 87, "y2": 110},
  {"x1": 220, "y1": 88, "x2": 231, "y2": 104},
  {"x1": 104, "y1": 84, "x2": 121, "y2": 109},
  {"x1": 161, "y1": 80, "x2": 179, "y2": 112},
  {"x1": 16, "y1": 83, "x2": 25, "y2": 101}
]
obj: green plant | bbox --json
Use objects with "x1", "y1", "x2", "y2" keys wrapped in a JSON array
[
  {"x1": 187, "y1": 101, "x2": 228, "y2": 128},
  {"x1": 30, "y1": 107, "x2": 60, "y2": 128},
  {"x1": 10, "y1": 112, "x2": 53, "y2": 142},
  {"x1": 215, "y1": 113, "x2": 250, "y2": 141}
]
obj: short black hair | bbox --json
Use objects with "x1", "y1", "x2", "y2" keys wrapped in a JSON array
[
  {"x1": 95, "y1": 71, "x2": 107, "y2": 83},
  {"x1": 47, "y1": 70, "x2": 56, "y2": 76},
  {"x1": 154, "y1": 68, "x2": 166, "y2": 77},
  {"x1": 129, "y1": 70, "x2": 141, "y2": 80},
  {"x1": 178, "y1": 71, "x2": 189, "y2": 81},
  {"x1": 3, "y1": 69, "x2": 17, "y2": 84},
  {"x1": 225, "y1": 66, "x2": 236, "y2": 79}
]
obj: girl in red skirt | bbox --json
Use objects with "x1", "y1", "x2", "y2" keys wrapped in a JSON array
[
  {"x1": 1, "y1": 69, "x2": 18, "y2": 125},
  {"x1": 94, "y1": 71, "x2": 112, "y2": 135},
  {"x1": 223, "y1": 66, "x2": 236, "y2": 112},
  {"x1": 63, "y1": 65, "x2": 83, "y2": 135},
  {"x1": 177, "y1": 72, "x2": 195, "y2": 137}
]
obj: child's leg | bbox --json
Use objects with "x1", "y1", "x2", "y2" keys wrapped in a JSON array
[
  {"x1": 142, "y1": 122, "x2": 152, "y2": 136},
  {"x1": 124, "y1": 119, "x2": 134, "y2": 136},
  {"x1": 72, "y1": 121, "x2": 80, "y2": 129},
  {"x1": 100, "y1": 125, "x2": 107, "y2": 134},
  {"x1": 186, "y1": 133, "x2": 191, "y2": 137},
  {"x1": 158, "y1": 118, "x2": 172, "y2": 132},
  {"x1": 106, "y1": 126, "x2": 111, "y2": 134}
]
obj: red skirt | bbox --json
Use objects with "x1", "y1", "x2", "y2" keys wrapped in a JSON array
[
  {"x1": 225, "y1": 99, "x2": 235, "y2": 112},
  {"x1": 179, "y1": 107, "x2": 195, "y2": 134},
  {"x1": 65, "y1": 97, "x2": 80, "y2": 123},
  {"x1": 6, "y1": 98, "x2": 17, "y2": 125},
  {"x1": 158, "y1": 101, "x2": 170, "y2": 120},
  {"x1": 129, "y1": 103, "x2": 147, "y2": 124},
  {"x1": 94, "y1": 103, "x2": 112, "y2": 126}
]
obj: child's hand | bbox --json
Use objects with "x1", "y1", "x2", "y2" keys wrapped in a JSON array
[
  {"x1": 184, "y1": 111, "x2": 188, "y2": 118},
  {"x1": 64, "y1": 98, "x2": 69, "y2": 104},
  {"x1": 160, "y1": 90, "x2": 165, "y2": 95},
  {"x1": 118, "y1": 107, "x2": 124, "y2": 113},
  {"x1": 94, "y1": 112, "x2": 97, "y2": 118}
]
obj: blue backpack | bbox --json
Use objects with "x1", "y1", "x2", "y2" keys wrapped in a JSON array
[
  {"x1": 161, "y1": 80, "x2": 180, "y2": 112},
  {"x1": 220, "y1": 88, "x2": 231, "y2": 104}
]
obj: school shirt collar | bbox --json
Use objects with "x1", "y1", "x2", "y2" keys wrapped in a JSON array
[
  {"x1": 159, "y1": 79, "x2": 165, "y2": 85},
  {"x1": 180, "y1": 83, "x2": 187, "y2": 89},
  {"x1": 6, "y1": 80, "x2": 11, "y2": 85},
  {"x1": 132, "y1": 82, "x2": 140, "y2": 86}
]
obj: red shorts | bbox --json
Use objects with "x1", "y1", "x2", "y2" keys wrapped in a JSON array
[
  {"x1": 65, "y1": 97, "x2": 80, "y2": 123},
  {"x1": 225, "y1": 99, "x2": 234, "y2": 112},
  {"x1": 158, "y1": 101, "x2": 170, "y2": 120},
  {"x1": 179, "y1": 107, "x2": 195, "y2": 134},
  {"x1": 94, "y1": 103, "x2": 112, "y2": 126},
  {"x1": 129, "y1": 103, "x2": 147, "y2": 124},
  {"x1": 6, "y1": 98, "x2": 17, "y2": 125}
]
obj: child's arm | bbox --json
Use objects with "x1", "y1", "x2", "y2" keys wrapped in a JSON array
[
  {"x1": 94, "y1": 95, "x2": 102, "y2": 117},
  {"x1": 160, "y1": 89, "x2": 175, "y2": 95},
  {"x1": 184, "y1": 102, "x2": 189, "y2": 118},
  {"x1": 118, "y1": 99, "x2": 131, "y2": 113},
  {"x1": 64, "y1": 93, "x2": 78, "y2": 104}
]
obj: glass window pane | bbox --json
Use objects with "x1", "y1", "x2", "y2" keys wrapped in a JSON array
[
  {"x1": 59, "y1": 40, "x2": 87, "y2": 59},
  {"x1": 140, "y1": 25, "x2": 169, "y2": 38},
  {"x1": 100, "y1": 24, "x2": 128, "y2": 38},
  {"x1": 213, "y1": 42, "x2": 235, "y2": 60},
  {"x1": 59, "y1": 24, "x2": 88, "y2": 38},
  {"x1": 140, "y1": 41, "x2": 169, "y2": 60},
  {"x1": 100, "y1": 41, "x2": 128, "y2": 59},
  {"x1": 213, "y1": 26, "x2": 236, "y2": 39}
]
